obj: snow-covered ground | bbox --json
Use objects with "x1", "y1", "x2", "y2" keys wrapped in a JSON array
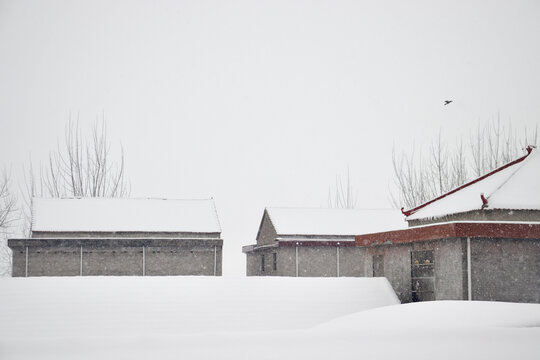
[{"x1": 0, "y1": 276, "x2": 538, "y2": 360}]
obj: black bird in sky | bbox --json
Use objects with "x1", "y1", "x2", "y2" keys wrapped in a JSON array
[{"x1": 444, "y1": 100, "x2": 453, "y2": 106}]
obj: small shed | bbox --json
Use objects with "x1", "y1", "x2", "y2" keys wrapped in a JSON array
[
  {"x1": 243, "y1": 208, "x2": 406, "y2": 277},
  {"x1": 9, "y1": 198, "x2": 223, "y2": 277}
]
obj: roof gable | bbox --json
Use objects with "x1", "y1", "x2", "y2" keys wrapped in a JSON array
[
  {"x1": 254, "y1": 209, "x2": 278, "y2": 245},
  {"x1": 266, "y1": 207, "x2": 406, "y2": 236},
  {"x1": 405, "y1": 147, "x2": 540, "y2": 221},
  {"x1": 31, "y1": 198, "x2": 221, "y2": 233}
]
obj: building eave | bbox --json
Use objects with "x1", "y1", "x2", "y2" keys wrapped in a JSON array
[{"x1": 355, "y1": 221, "x2": 540, "y2": 247}]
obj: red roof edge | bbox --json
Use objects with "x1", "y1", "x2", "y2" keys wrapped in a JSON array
[
  {"x1": 278, "y1": 240, "x2": 356, "y2": 247},
  {"x1": 355, "y1": 222, "x2": 540, "y2": 247},
  {"x1": 402, "y1": 146, "x2": 534, "y2": 217}
]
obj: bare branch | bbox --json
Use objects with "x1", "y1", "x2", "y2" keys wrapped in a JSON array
[
  {"x1": 0, "y1": 169, "x2": 17, "y2": 277},
  {"x1": 21, "y1": 118, "x2": 130, "y2": 234},
  {"x1": 328, "y1": 167, "x2": 358, "y2": 209},
  {"x1": 392, "y1": 119, "x2": 537, "y2": 211}
]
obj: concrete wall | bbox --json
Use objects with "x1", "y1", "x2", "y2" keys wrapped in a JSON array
[
  {"x1": 245, "y1": 246, "x2": 365, "y2": 278},
  {"x1": 9, "y1": 238, "x2": 223, "y2": 277},
  {"x1": 408, "y1": 209, "x2": 540, "y2": 227},
  {"x1": 246, "y1": 232, "x2": 539, "y2": 304},
  {"x1": 246, "y1": 247, "x2": 287, "y2": 276},
  {"x1": 276, "y1": 247, "x2": 296, "y2": 276},
  {"x1": 256, "y1": 211, "x2": 278, "y2": 246},
  {"x1": 363, "y1": 237, "x2": 540, "y2": 303},
  {"x1": 83, "y1": 249, "x2": 143, "y2": 276},
  {"x1": 146, "y1": 247, "x2": 221, "y2": 276},
  {"x1": 364, "y1": 239, "x2": 467, "y2": 303},
  {"x1": 12, "y1": 248, "x2": 81, "y2": 277},
  {"x1": 339, "y1": 247, "x2": 367, "y2": 277},
  {"x1": 471, "y1": 238, "x2": 540, "y2": 303},
  {"x1": 246, "y1": 248, "x2": 263, "y2": 276},
  {"x1": 11, "y1": 250, "x2": 26, "y2": 277},
  {"x1": 366, "y1": 244, "x2": 412, "y2": 302},
  {"x1": 29, "y1": 248, "x2": 80, "y2": 277},
  {"x1": 430, "y1": 239, "x2": 466, "y2": 300},
  {"x1": 408, "y1": 239, "x2": 465, "y2": 301}
]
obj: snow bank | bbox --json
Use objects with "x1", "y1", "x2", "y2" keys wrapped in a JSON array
[
  {"x1": 0, "y1": 276, "x2": 398, "y2": 338},
  {"x1": 315, "y1": 300, "x2": 540, "y2": 330},
  {"x1": 1, "y1": 278, "x2": 538, "y2": 360},
  {"x1": 307, "y1": 301, "x2": 540, "y2": 360}
]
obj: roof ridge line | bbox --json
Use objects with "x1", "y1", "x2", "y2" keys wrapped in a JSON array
[
  {"x1": 402, "y1": 147, "x2": 533, "y2": 217},
  {"x1": 484, "y1": 154, "x2": 529, "y2": 204}
]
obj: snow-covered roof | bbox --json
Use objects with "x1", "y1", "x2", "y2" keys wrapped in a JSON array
[
  {"x1": 31, "y1": 198, "x2": 221, "y2": 233},
  {"x1": 406, "y1": 147, "x2": 540, "y2": 221},
  {"x1": 266, "y1": 207, "x2": 407, "y2": 236}
]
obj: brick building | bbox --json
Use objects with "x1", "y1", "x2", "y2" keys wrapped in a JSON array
[
  {"x1": 356, "y1": 147, "x2": 540, "y2": 303},
  {"x1": 9, "y1": 198, "x2": 223, "y2": 277},
  {"x1": 243, "y1": 208, "x2": 406, "y2": 277}
]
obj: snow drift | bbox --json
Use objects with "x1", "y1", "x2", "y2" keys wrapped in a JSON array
[
  {"x1": 1, "y1": 277, "x2": 539, "y2": 360},
  {"x1": 0, "y1": 276, "x2": 398, "y2": 338}
]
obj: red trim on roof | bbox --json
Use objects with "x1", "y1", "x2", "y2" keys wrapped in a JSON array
[
  {"x1": 480, "y1": 194, "x2": 488, "y2": 209},
  {"x1": 278, "y1": 241, "x2": 356, "y2": 247},
  {"x1": 402, "y1": 147, "x2": 533, "y2": 217},
  {"x1": 355, "y1": 222, "x2": 540, "y2": 246}
]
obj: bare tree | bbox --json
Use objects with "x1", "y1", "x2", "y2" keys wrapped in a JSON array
[
  {"x1": 328, "y1": 167, "x2": 358, "y2": 208},
  {"x1": 392, "y1": 119, "x2": 537, "y2": 210},
  {"x1": 450, "y1": 139, "x2": 468, "y2": 189},
  {"x1": 22, "y1": 119, "x2": 129, "y2": 234},
  {"x1": 391, "y1": 133, "x2": 467, "y2": 209},
  {"x1": 0, "y1": 170, "x2": 17, "y2": 277},
  {"x1": 41, "y1": 120, "x2": 129, "y2": 197},
  {"x1": 470, "y1": 117, "x2": 538, "y2": 177}
]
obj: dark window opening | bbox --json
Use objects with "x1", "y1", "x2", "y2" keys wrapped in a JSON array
[
  {"x1": 261, "y1": 254, "x2": 265, "y2": 272},
  {"x1": 273, "y1": 253, "x2": 277, "y2": 271},
  {"x1": 411, "y1": 250, "x2": 435, "y2": 302},
  {"x1": 373, "y1": 255, "x2": 384, "y2": 277}
]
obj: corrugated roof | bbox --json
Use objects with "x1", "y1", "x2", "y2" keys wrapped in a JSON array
[
  {"x1": 266, "y1": 207, "x2": 407, "y2": 236},
  {"x1": 406, "y1": 147, "x2": 540, "y2": 221},
  {"x1": 31, "y1": 198, "x2": 221, "y2": 233}
]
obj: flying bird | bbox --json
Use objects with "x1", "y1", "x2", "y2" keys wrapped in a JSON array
[{"x1": 444, "y1": 100, "x2": 453, "y2": 106}]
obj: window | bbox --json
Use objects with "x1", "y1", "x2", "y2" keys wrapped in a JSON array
[
  {"x1": 261, "y1": 254, "x2": 265, "y2": 272},
  {"x1": 373, "y1": 255, "x2": 384, "y2": 277},
  {"x1": 273, "y1": 253, "x2": 277, "y2": 271},
  {"x1": 411, "y1": 250, "x2": 435, "y2": 302}
]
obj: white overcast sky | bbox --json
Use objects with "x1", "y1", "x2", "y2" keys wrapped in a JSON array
[{"x1": 1, "y1": 0, "x2": 539, "y2": 275}]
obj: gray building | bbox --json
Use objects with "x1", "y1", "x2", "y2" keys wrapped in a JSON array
[
  {"x1": 355, "y1": 222, "x2": 540, "y2": 303},
  {"x1": 243, "y1": 207, "x2": 406, "y2": 277},
  {"x1": 356, "y1": 147, "x2": 540, "y2": 303},
  {"x1": 9, "y1": 198, "x2": 223, "y2": 277}
]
